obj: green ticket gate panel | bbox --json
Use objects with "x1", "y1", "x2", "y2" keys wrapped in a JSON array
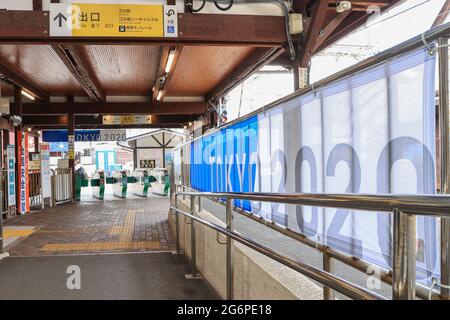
[
  {"x1": 112, "y1": 170, "x2": 128, "y2": 198},
  {"x1": 130, "y1": 170, "x2": 150, "y2": 197},
  {"x1": 91, "y1": 170, "x2": 105, "y2": 200},
  {"x1": 75, "y1": 174, "x2": 89, "y2": 201}
]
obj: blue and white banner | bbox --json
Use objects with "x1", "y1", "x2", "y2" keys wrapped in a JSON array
[
  {"x1": 6, "y1": 145, "x2": 16, "y2": 207},
  {"x1": 175, "y1": 48, "x2": 438, "y2": 284},
  {"x1": 43, "y1": 129, "x2": 126, "y2": 142}
]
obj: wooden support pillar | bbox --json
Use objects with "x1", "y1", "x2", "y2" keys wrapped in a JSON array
[
  {"x1": 67, "y1": 97, "x2": 75, "y2": 202},
  {"x1": 32, "y1": 0, "x2": 43, "y2": 10},
  {"x1": 293, "y1": 60, "x2": 310, "y2": 90},
  {"x1": 34, "y1": 135, "x2": 39, "y2": 153}
]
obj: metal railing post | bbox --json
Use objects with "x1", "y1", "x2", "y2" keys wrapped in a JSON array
[
  {"x1": 174, "y1": 193, "x2": 181, "y2": 254},
  {"x1": 438, "y1": 36, "x2": 450, "y2": 300},
  {"x1": 0, "y1": 207, "x2": 3, "y2": 253},
  {"x1": 185, "y1": 195, "x2": 201, "y2": 279},
  {"x1": 190, "y1": 195, "x2": 196, "y2": 276},
  {"x1": 323, "y1": 253, "x2": 335, "y2": 300},
  {"x1": 226, "y1": 198, "x2": 234, "y2": 300},
  {"x1": 441, "y1": 221, "x2": 450, "y2": 299},
  {"x1": 392, "y1": 208, "x2": 416, "y2": 300},
  {"x1": 198, "y1": 196, "x2": 202, "y2": 212}
]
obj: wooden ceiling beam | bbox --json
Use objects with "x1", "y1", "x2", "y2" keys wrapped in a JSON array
[
  {"x1": 22, "y1": 114, "x2": 198, "y2": 128},
  {"x1": 21, "y1": 101, "x2": 206, "y2": 115},
  {"x1": 298, "y1": 0, "x2": 331, "y2": 67},
  {"x1": 328, "y1": 0, "x2": 391, "y2": 6},
  {"x1": 152, "y1": 46, "x2": 184, "y2": 102},
  {"x1": 0, "y1": 61, "x2": 50, "y2": 102},
  {"x1": 315, "y1": 0, "x2": 404, "y2": 53},
  {"x1": 51, "y1": 44, "x2": 106, "y2": 102},
  {"x1": 313, "y1": 10, "x2": 352, "y2": 52},
  {"x1": 0, "y1": 11, "x2": 286, "y2": 46},
  {"x1": 433, "y1": 0, "x2": 450, "y2": 28},
  {"x1": 314, "y1": 11, "x2": 368, "y2": 53},
  {"x1": 152, "y1": 46, "x2": 171, "y2": 101}
]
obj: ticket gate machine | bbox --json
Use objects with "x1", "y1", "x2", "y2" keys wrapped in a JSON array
[
  {"x1": 112, "y1": 170, "x2": 128, "y2": 198},
  {"x1": 91, "y1": 170, "x2": 106, "y2": 200},
  {"x1": 130, "y1": 169, "x2": 150, "y2": 197},
  {"x1": 150, "y1": 168, "x2": 170, "y2": 196}
]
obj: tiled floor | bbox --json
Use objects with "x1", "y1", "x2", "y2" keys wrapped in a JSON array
[{"x1": 4, "y1": 196, "x2": 175, "y2": 256}]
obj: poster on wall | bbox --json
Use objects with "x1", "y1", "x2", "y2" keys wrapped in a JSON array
[
  {"x1": 17, "y1": 131, "x2": 30, "y2": 214},
  {"x1": 140, "y1": 159, "x2": 156, "y2": 169},
  {"x1": 6, "y1": 145, "x2": 16, "y2": 207},
  {"x1": 40, "y1": 143, "x2": 52, "y2": 199},
  {"x1": 68, "y1": 134, "x2": 75, "y2": 160}
]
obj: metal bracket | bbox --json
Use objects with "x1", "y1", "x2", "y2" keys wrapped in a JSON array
[
  {"x1": 184, "y1": 216, "x2": 193, "y2": 224},
  {"x1": 216, "y1": 231, "x2": 228, "y2": 245}
]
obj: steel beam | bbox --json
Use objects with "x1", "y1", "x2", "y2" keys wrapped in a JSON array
[
  {"x1": 21, "y1": 101, "x2": 206, "y2": 115},
  {"x1": 0, "y1": 62, "x2": 49, "y2": 102},
  {"x1": 22, "y1": 114, "x2": 198, "y2": 128},
  {"x1": 0, "y1": 11, "x2": 286, "y2": 46},
  {"x1": 51, "y1": 44, "x2": 105, "y2": 102},
  {"x1": 298, "y1": 0, "x2": 330, "y2": 67}
]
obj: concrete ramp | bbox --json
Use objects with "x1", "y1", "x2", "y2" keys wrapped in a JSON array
[{"x1": 0, "y1": 252, "x2": 219, "y2": 300}]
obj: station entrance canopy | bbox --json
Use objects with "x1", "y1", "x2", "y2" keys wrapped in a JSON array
[{"x1": 0, "y1": 0, "x2": 402, "y2": 130}]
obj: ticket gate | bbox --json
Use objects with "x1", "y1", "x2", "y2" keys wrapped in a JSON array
[
  {"x1": 90, "y1": 170, "x2": 106, "y2": 200},
  {"x1": 130, "y1": 169, "x2": 151, "y2": 197},
  {"x1": 149, "y1": 168, "x2": 170, "y2": 196},
  {"x1": 111, "y1": 170, "x2": 129, "y2": 198},
  {"x1": 75, "y1": 173, "x2": 89, "y2": 201}
]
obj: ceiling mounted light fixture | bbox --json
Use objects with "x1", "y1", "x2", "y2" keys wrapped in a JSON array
[
  {"x1": 165, "y1": 49, "x2": 176, "y2": 73},
  {"x1": 156, "y1": 90, "x2": 164, "y2": 101},
  {"x1": 21, "y1": 89, "x2": 35, "y2": 101}
]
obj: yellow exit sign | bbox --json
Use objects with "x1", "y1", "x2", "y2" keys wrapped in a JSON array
[{"x1": 50, "y1": 3, "x2": 178, "y2": 38}]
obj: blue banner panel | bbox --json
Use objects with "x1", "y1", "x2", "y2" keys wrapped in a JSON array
[
  {"x1": 49, "y1": 142, "x2": 68, "y2": 152},
  {"x1": 43, "y1": 130, "x2": 102, "y2": 142}
]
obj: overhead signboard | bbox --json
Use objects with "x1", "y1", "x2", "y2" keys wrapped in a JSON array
[
  {"x1": 103, "y1": 115, "x2": 152, "y2": 125},
  {"x1": 49, "y1": 3, "x2": 177, "y2": 38}
]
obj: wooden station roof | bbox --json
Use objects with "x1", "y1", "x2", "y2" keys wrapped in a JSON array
[{"x1": 0, "y1": 0, "x2": 403, "y2": 129}]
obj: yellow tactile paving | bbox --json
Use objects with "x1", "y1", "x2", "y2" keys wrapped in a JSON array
[
  {"x1": 41, "y1": 240, "x2": 161, "y2": 251},
  {"x1": 39, "y1": 209, "x2": 162, "y2": 252},
  {"x1": 4, "y1": 228, "x2": 36, "y2": 238}
]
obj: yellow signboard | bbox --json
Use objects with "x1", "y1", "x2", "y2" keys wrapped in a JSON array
[
  {"x1": 103, "y1": 115, "x2": 152, "y2": 125},
  {"x1": 50, "y1": 3, "x2": 177, "y2": 37},
  {"x1": 121, "y1": 115, "x2": 135, "y2": 125}
]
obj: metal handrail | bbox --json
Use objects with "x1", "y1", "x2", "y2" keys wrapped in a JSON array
[
  {"x1": 172, "y1": 189, "x2": 448, "y2": 300},
  {"x1": 178, "y1": 191, "x2": 450, "y2": 217},
  {"x1": 171, "y1": 204, "x2": 386, "y2": 301}
]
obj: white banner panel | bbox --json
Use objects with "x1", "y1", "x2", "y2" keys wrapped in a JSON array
[{"x1": 178, "y1": 47, "x2": 438, "y2": 284}]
